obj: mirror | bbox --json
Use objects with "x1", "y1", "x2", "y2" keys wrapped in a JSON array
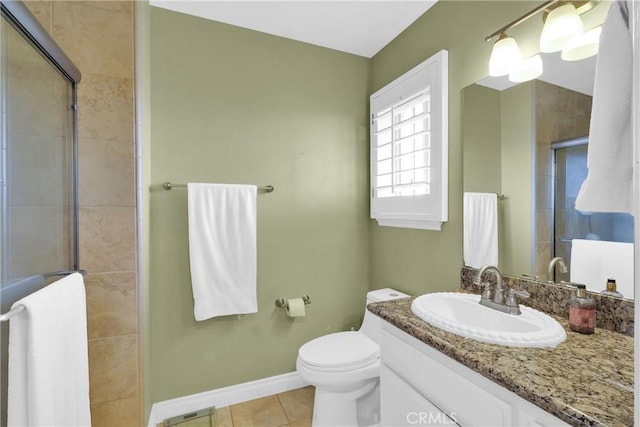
[{"x1": 462, "y1": 29, "x2": 634, "y2": 300}]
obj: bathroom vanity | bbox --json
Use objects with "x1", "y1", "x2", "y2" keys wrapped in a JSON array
[{"x1": 369, "y1": 297, "x2": 634, "y2": 426}]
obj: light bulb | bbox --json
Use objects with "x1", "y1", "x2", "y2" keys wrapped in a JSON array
[
  {"x1": 562, "y1": 26, "x2": 602, "y2": 61},
  {"x1": 509, "y1": 54, "x2": 543, "y2": 83},
  {"x1": 540, "y1": 4, "x2": 584, "y2": 53},
  {"x1": 489, "y1": 34, "x2": 522, "y2": 77}
]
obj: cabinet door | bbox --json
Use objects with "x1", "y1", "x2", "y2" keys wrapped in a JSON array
[{"x1": 381, "y1": 365, "x2": 458, "y2": 426}]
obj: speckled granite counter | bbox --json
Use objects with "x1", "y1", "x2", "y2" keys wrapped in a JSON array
[{"x1": 368, "y1": 297, "x2": 634, "y2": 427}]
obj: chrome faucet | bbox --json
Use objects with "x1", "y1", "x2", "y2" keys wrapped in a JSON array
[
  {"x1": 474, "y1": 265, "x2": 530, "y2": 315},
  {"x1": 547, "y1": 257, "x2": 568, "y2": 283},
  {"x1": 475, "y1": 265, "x2": 504, "y2": 303}
]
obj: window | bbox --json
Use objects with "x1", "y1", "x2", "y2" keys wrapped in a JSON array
[{"x1": 370, "y1": 50, "x2": 448, "y2": 230}]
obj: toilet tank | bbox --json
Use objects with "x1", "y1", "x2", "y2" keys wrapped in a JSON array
[{"x1": 360, "y1": 288, "x2": 410, "y2": 344}]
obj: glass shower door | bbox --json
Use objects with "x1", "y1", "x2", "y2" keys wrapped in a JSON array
[
  {"x1": 552, "y1": 138, "x2": 634, "y2": 282},
  {"x1": 0, "y1": 4, "x2": 80, "y2": 425}
]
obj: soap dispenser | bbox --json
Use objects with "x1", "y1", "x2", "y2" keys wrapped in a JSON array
[
  {"x1": 569, "y1": 284, "x2": 595, "y2": 334},
  {"x1": 601, "y1": 278, "x2": 623, "y2": 298}
]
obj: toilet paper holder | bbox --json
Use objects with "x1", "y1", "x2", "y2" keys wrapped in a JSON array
[{"x1": 275, "y1": 295, "x2": 311, "y2": 309}]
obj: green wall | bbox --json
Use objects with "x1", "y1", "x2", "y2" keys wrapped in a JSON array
[
  {"x1": 368, "y1": 1, "x2": 540, "y2": 295},
  {"x1": 462, "y1": 84, "x2": 502, "y2": 193},
  {"x1": 146, "y1": 0, "x2": 563, "y2": 409},
  {"x1": 149, "y1": 8, "x2": 371, "y2": 402},
  {"x1": 460, "y1": 83, "x2": 534, "y2": 274},
  {"x1": 500, "y1": 83, "x2": 535, "y2": 274}
]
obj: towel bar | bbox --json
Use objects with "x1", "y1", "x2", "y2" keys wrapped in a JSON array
[
  {"x1": 0, "y1": 305, "x2": 25, "y2": 322},
  {"x1": 162, "y1": 182, "x2": 275, "y2": 193}
]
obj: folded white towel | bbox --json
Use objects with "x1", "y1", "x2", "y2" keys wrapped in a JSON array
[
  {"x1": 8, "y1": 273, "x2": 91, "y2": 427},
  {"x1": 575, "y1": 1, "x2": 633, "y2": 214},
  {"x1": 188, "y1": 183, "x2": 258, "y2": 320},
  {"x1": 463, "y1": 192, "x2": 499, "y2": 269}
]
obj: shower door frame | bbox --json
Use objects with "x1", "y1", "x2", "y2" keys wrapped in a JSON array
[{"x1": 0, "y1": 0, "x2": 82, "y2": 280}]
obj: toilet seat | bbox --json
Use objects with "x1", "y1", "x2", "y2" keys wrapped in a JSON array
[{"x1": 298, "y1": 331, "x2": 379, "y2": 372}]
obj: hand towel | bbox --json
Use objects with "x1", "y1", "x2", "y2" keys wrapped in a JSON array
[
  {"x1": 463, "y1": 192, "x2": 498, "y2": 269},
  {"x1": 7, "y1": 272, "x2": 91, "y2": 427},
  {"x1": 570, "y1": 238, "x2": 634, "y2": 298},
  {"x1": 188, "y1": 183, "x2": 257, "y2": 320},
  {"x1": 575, "y1": 0, "x2": 633, "y2": 214}
]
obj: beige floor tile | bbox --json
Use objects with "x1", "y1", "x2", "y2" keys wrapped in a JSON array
[
  {"x1": 172, "y1": 414, "x2": 214, "y2": 427},
  {"x1": 277, "y1": 387, "x2": 315, "y2": 422},
  {"x1": 289, "y1": 419, "x2": 312, "y2": 427},
  {"x1": 216, "y1": 406, "x2": 233, "y2": 427},
  {"x1": 231, "y1": 395, "x2": 288, "y2": 427}
]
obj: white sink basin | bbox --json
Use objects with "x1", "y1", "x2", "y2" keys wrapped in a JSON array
[{"x1": 411, "y1": 292, "x2": 566, "y2": 348}]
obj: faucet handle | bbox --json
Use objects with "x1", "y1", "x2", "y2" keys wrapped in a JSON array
[
  {"x1": 480, "y1": 282, "x2": 493, "y2": 301},
  {"x1": 506, "y1": 289, "x2": 530, "y2": 307}
]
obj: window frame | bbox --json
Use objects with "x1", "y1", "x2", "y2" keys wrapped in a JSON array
[{"x1": 370, "y1": 50, "x2": 448, "y2": 231}]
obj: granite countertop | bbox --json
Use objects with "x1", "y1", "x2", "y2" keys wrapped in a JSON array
[{"x1": 368, "y1": 297, "x2": 634, "y2": 427}]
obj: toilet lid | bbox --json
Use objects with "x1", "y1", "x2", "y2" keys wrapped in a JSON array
[{"x1": 298, "y1": 331, "x2": 379, "y2": 370}]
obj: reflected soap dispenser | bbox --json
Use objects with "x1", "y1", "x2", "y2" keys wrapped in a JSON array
[
  {"x1": 569, "y1": 284, "x2": 595, "y2": 334},
  {"x1": 601, "y1": 278, "x2": 624, "y2": 298}
]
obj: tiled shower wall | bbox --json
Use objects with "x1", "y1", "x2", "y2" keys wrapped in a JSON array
[
  {"x1": 534, "y1": 81, "x2": 592, "y2": 278},
  {"x1": 23, "y1": 2, "x2": 138, "y2": 426}
]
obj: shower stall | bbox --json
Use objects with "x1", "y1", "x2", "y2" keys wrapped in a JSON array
[
  {"x1": 0, "y1": 1, "x2": 81, "y2": 424},
  {"x1": 552, "y1": 137, "x2": 634, "y2": 281}
]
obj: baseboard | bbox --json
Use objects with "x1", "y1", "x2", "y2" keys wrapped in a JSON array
[{"x1": 147, "y1": 371, "x2": 307, "y2": 427}]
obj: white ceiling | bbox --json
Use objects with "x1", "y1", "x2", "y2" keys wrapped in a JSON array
[{"x1": 149, "y1": 0, "x2": 438, "y2": 58}]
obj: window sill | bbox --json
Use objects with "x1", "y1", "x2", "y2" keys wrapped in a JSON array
[{"x1": 375, "y1": 218, "x2": 444, "y2": 231}]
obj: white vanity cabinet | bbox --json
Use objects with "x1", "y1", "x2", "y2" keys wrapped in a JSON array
[{"x1": 380, "y1": 323, "x2": 569, "y2": 427}]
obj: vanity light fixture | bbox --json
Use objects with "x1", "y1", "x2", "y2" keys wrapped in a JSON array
[
  {"x1": 561, "y1": 25, "x2": 602, "y2": 61},
  {"x1": 509, "y1": 54, "x2": 543, "y2": 83},
  {"x1": 539, "y1": 3, "x2": 584, "y2": 53},
  {"x1": 485, "y1": 0, "x2": 601, "y2": 82},
  {"x1": 489, "y1": 33, "x2": 522, "y2": 76}
]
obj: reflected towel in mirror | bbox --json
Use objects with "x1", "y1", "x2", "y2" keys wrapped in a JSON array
[{"x1": 463, "y1": 192, "x2": 499, "y2": 269}]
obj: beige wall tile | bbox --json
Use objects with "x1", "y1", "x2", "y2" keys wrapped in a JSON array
[
  {"x1": 79, "y1": 207, "x2": 136, "y2": 273},
  {"x1": 79, "y1": 138, "x2": 135, "y2": 207},
  {"x1": 23, "y1": 1, "x2": 52, "y2": 33},
  {"x1": 8, "y1": 207, "x2": 68, "y2": 279},
  {"x1": 91, "y1": 396, "x2": 139, "y2": 427},
  {"x1": 77, "y1": 73, "x2": 134, "y2": 142},
  {"x1": 52, "y1": 1, "x2": 133, "y2": 79},
  {"x1": 80, "y1": 1, "x2": 133, "y2": 15},
  {"x1": 88, "y1": 334, "x2": 138, "y2": 403},
  {"x1": 85, "y1": 272, "x2": 137, "y2": 339}
]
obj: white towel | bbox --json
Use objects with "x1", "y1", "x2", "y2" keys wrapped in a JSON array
[
  {"x1": 463, "y1": 192, "x2": 498, "y2": 269},
  {"x1": 570, "y1": 238, "x2": 634, "y2": 298},
  {"x1": 8, "y1": 273, "x2": 91, "y2": 427},
  {"x1": 575, "y1": 1, "x2": 633, "y2": 214},
  {"x1": 188, "y1": 183, "x2": 257, "y2": 320}
]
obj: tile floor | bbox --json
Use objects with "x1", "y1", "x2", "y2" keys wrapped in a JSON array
[{"x1": 165, "y1": 386, "x2": 315, "y2": 427}]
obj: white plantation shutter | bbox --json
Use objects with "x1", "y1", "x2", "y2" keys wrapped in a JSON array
[{"x1": 370, "y1": 50, "x2": 448, "y2": 230}]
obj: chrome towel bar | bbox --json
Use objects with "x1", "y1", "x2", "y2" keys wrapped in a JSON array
[
  {"x1": 162, "y1": 182, "x2": 275, "y2": 193},
  {"x1": 0, "y1": 269, "x2": 86, "y2": 322}
]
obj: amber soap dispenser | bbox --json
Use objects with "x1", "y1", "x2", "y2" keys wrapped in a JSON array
[{"x1": 569, "y1": 284, "x2": 595, "y2": 334}]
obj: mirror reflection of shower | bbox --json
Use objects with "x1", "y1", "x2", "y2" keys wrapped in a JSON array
[{"x1": 552, "y1": 137, "x2": 634, "y2": 293}]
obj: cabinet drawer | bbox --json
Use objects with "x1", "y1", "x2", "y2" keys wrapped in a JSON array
[
  {"x1": 381, "y1": 365, "x2": 458, "y2": 426},
  {"x1": 381, "y1": 327, "x2": 513, "y2": 426}
]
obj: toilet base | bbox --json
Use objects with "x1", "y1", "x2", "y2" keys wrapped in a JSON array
[{"x1": 311, "y1": 379, "x2": 379, "y2": 427}]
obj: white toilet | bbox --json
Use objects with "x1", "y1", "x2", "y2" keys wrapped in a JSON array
[{"x1": 296, "y1": 288, "x2": 409, "y2": 427}]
